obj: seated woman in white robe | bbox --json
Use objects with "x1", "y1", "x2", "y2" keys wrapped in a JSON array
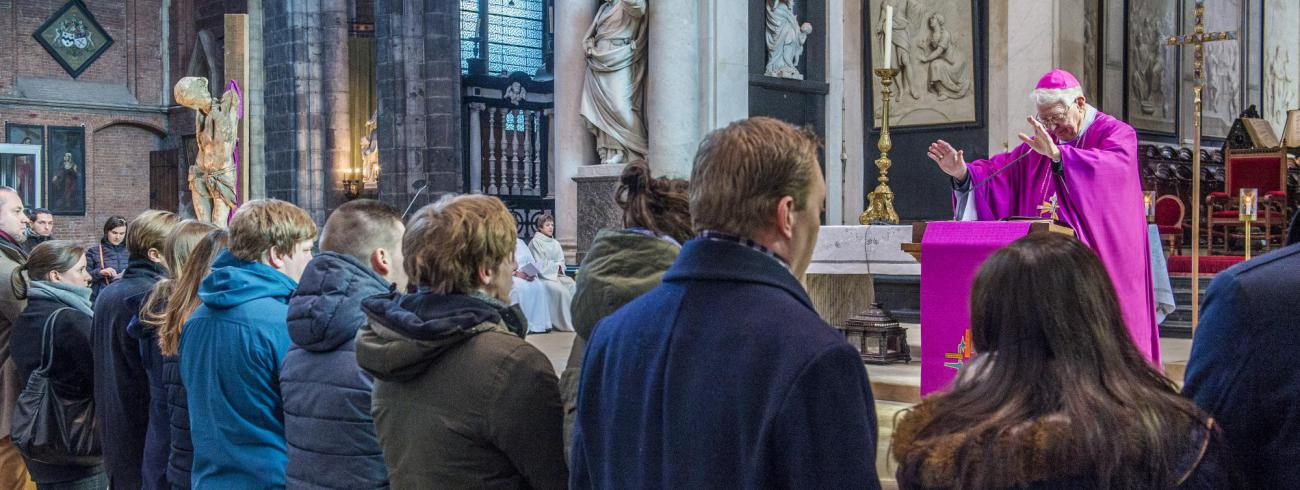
[
  {"x1": 528, "y1": 214, "x2": 575, "y2": 332},
  {"x1": 510, "y1": 237, "x2": 552, "y2": 334}
]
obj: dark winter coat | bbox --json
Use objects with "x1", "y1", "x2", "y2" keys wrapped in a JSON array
[
  {"x1": 161, "y1": 349, "x2": 191, "y2": 489},
  {"x1": 891, "y1": 399, "x2": 1240, "y2": 489},
  {"x1": 11, "y1": 281, "x2": 102, "y2": 484},
  {"x1": 561, "y1": 229, "x2": 680, "y2": 460},
  {"x1": 0, "y1": 234, "x2": 26, "y2": 443},
  {"x1": 92, "y1": 257, "x2": 166, "y2": 489},
  {"x1": 356, "y1": 291, "x2": 567, "y2": 490},
  {"x1": 179, "y1": 251, "x2": 297, "y2": 489},
  {"x1": 21, "y1": 229, "x2": 51, "y2": 255},
  {"x1": 1184, "y1": 242, "x2": 1300, "y2": 489},
  {"x1": 86, "y1": 239, "x2": 129, "y2": 300},
  {"x1": 282, "y1": 253, "x2": 391, "y2": 489},
  {"x1": 570, "y1": 237, "x2": 882, "y2": 489},
  {"x1": 126, "y1": 296, "x2": 170, "y2": 490}
]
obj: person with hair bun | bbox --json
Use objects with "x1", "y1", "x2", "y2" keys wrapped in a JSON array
[
  {"x1": 10, "y1": 240, "x2": 104, "y2": 488},
  {"x1": 560, "y1": 161, "x2": 691, "y2": 461}
]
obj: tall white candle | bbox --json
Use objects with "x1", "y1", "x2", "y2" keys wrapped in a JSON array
[{"x1": 883, "y1": 5, "x2": 893, "y2": 68}]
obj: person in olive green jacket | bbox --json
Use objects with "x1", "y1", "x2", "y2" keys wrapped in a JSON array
[
  {"x1": 357, "y1": 194, "x2": 566, "y2": 489},
  {"x1": 562, "y1": 162, "x2": 693, "y2": 463}
]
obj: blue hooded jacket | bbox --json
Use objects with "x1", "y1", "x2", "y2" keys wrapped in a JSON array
[
  {"x1": 179, "y1": 251, "x2": 298, "y2": 489},
  {"x1": 282, "y1": 253, "x2": 391, "y2": 489}
]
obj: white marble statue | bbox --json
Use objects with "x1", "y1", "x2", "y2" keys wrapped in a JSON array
[
  {"x1": 580, "y1": 0, "x2": 648, "y2": 166},
  {"x1": 765, "y1": 0, "x2": 813, "y2": 80}
]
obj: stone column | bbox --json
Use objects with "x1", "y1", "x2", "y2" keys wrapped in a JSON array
[
  {"x1": 321, "y1": 0, "x2": 352, "y2": 220},
  {"x1": 646, "y1": 0, "x2": 701, "y2": 179},
  {"x1": 553, "y1": 0, "x2": 598, "y2": 260},
  {"x1": 375, "y1": 0, "x2": 463, "y2": 213},
  {"x1": 987, "y1": 0, "x2": 1058, "y2": 153}
]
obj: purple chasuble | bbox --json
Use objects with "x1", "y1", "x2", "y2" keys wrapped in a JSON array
[{"x1": 961, "y1": 110, "x2": 1160, "y2": 364}]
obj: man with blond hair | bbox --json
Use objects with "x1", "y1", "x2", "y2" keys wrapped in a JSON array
[
  {"x1": 180, "y1": 199, "x2": 317, "y2": 488},
  {"x1": 92, "y1": 209, "x2": 180, "y2": 489},
  {"x1": 571, "y1": 117, "x2": 881, "y2": 488},
  {"x1": 356, "y1": 194, "x2": 567, "y2": 489}
]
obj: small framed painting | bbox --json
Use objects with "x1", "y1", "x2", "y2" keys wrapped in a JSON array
[{"x1": 46, "y1": 126, "x2": 86, "y2": 216}]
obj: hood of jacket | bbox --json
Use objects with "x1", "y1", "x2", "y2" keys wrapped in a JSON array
[
  {"x1": 287, "y1": 252, "x2": 392, "y2": 353},
  {"x1": 28, "y1": 280, "x2": 93, "y2": 315},
  {"x1": 198, "y1": 250, "x2": 298, "y2": 310},
  {"x1": 571, "y1": 229, "x2": 680, "y2": 339},
  {"x1": 356, "y1": 291, "x2": 521, "y2": 382}
]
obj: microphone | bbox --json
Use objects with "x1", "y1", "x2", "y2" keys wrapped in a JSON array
[
  {"x1": 402, "y1": 179, "x2": 429, "y2": 219},
  {"x1": 951, "y1": 149, "x2": 1035, "y2": 221}
]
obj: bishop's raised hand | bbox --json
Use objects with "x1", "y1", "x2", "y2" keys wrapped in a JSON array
[{"x1": 927, "y1": 140, "x2": 968, "y2": 182}]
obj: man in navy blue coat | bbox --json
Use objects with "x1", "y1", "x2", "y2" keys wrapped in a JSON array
[
  {"x1": 1183, "y1": 239, "x2": 1300, "y2": 488},
  {"x1": 571, "y1": 117, "x2": 881, "y2": 489}
]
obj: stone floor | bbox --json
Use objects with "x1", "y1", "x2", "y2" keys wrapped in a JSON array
[{"x1": 527, "y1": 327, "x2": 1191, "y2": 490}]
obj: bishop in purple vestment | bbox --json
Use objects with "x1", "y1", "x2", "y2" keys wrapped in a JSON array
[{"x1": 927, "y1": 69, "x2": 1160, "y2": 364}]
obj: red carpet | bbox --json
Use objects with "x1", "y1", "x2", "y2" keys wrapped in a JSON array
[{"x1": 1167, "y1": 255, "x2": 1245, "y2": 274}]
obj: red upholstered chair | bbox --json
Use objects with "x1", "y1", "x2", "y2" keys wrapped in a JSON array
[
  {"x1": 1206, "y1": 148, "x2": 1289, "y2": 254},
  {"x1": 1154, "y1": 195, "x2": 1184, "y2": 255}
]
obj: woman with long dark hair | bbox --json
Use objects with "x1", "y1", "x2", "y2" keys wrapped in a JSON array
[
  {"x1": 560, "y1": 161, "x2": 692, "y2": 461},
  {"x1": 9, "y1": 241, "x2": 103, "y2": 489},
  {"x1": 892, "y1": 233, "x2": 1238, "y2": 489},
  {"x1": 85, "y1": 216, "x2": 128, "y2": 300}
]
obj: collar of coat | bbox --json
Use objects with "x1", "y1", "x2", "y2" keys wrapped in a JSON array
[
  {"x1": 0, "y1": 231, "x2": 25, "y2": 262},
  {"x1": 892, "y1": 399, "x2": 1215, "y2": 489},
  {"x1": 662, "y1": 237, "x2": 814, "y2": 313}
]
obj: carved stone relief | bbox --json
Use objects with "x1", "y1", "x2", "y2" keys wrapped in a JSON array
[
  {"x1": 1126, "y1": 0, "x2": 1179, "y2": 135},
  {"x1": 869, "y1": 0, "x2": 975, "y2": 127},
  {"x1": 1263, "y1": 0, "x2": 1299, "y2": 133}
]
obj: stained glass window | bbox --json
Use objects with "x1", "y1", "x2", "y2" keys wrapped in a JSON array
[{"x1": 460, "y1": 0, "x2": 546, "y2": 76}]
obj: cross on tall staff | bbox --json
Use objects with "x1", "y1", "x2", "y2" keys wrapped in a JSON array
[{"x1": 1166, "y1": 1, "x2": 1236, "y2": 334}]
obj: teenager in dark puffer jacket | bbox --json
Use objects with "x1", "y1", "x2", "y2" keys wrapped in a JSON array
[
  {"x1": 282, "y1": 200, "x2": 406, "y2": 489},
  {"x1": 356, "y1": 195, "x2": 566, "y2": 489},
  {"x1": 85, "y1": 216, "x2": 129, "y2": 301}
]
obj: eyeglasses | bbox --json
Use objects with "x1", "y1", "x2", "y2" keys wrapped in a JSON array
[{"x1": 1035, "y1": 108, "x2": 1071, "y2": 129}]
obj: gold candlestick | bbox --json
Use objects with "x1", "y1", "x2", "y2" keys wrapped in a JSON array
[{"x1": 861, "y1": 68, "x2": 901, "y2": 225}]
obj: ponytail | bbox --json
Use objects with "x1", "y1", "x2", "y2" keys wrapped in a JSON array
[{"x1": 10, "y1": 263, "x2": 29, "y2": 300}]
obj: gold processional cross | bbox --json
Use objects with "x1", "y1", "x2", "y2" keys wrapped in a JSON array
[
  {"x1": 1166, "y1": 1, "x2": 1236, "y2": 333},
  {"x1": 1037, "y1": 194, "x2": 1059, "y2": 221}
]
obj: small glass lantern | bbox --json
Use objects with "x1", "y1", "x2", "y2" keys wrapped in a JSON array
[
  {"x1": 839, "y1": 303, "x2": 911, "y2": 365},
  {"x1": 1143, "y1": 191, "x2": 1157, "y2": 223},
  {"x1": 1238, "y1": 188, "x2": 1258, "y2": 222}
]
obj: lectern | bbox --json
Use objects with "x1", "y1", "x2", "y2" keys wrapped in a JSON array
[{"x1": 901, "y1": 220, "x2": 1074, "y2": 395}]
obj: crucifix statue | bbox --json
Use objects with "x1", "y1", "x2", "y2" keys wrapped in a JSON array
[
  {"x1": 175, "y1": 76, "x2": 241, "y2": 227},
  {"x1": 1036, "y1": 194, "x2": 1060, "y2": 221},
  {"x1": 1165, "y1": 1, "x2": 1236, "y2": 332}
]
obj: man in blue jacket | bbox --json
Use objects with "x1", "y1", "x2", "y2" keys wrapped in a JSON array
[
  {"x1": 282, "y1": 199, "x2": 406, "y2": 488},
  {"x1": 571, "y1": 117, "x2": 881, "y2": 489},
  {"x1": 1183, "y1": 237, "x2": 1300, "y2": 488},
  {"x1": 180, "y1": 199, "x2": 316, "y2": 489}
]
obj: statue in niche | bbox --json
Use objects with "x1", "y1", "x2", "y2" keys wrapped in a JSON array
[
  {"x1": 876, "y1": 0, "x2": 923, "y2": 101},
  {"x1": 916, "y1": 13, "x2": 969, "y2": 100},
  {"x1": 361, "y1": 114, "x2": 379, "y2": 185},
  {"x1": 764, "y1": 0, "x2": 813, "y2": 80},
  {"x1": 175, "y1": 76, "x2": 240, "y2": 227},
  {"x1": 580, "y1": 0, "x2": 648, "y2": 166}
]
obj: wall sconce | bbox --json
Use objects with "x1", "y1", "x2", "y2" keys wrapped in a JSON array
[{"x1": 343, "y1": 167, "x2": 363, "y2": 200}]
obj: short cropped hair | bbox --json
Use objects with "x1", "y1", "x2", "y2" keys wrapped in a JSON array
[
  {"x1": 28, "y1": 208, "x2": 52, "y2": 220},
  {"x1": 689, "y1": 117, "x2": 821, "y2": 236},
  {"x1": 104, "y1": 215, "x2": 129, "y2": 234},
  {"x1": 126, "y1": 210, "x2": 180, "y2": 259},
  {"x1": 228, "y1": 199, "x2": 318, "y2": 262},
  {"x1": 404, "y1": 194, "x2": 516, "y2": 294},
  {"x1": 534, "y1": 213, "x2": 554, "y2": 229},
  {"x1": 320, "y1": 199, "x2": 404, "y2": 265},
  {"x1": 1030, "y1": 86, "x2": 1085, "y2": 108}
]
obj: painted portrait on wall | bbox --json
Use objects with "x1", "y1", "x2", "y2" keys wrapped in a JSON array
[
  {"x1": 4, "y1": 124, "x2": 44, "y2": 207},
  {"x1": 46, "y1": 126, "x2": 86, "y2": 215}
]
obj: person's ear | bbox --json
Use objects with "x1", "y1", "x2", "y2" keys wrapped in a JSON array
[
  {"x1": 47, "y1": 270, "x2": 61, "y2": 283},
  {"x1": 477, "y1": 263, "x2": 494, "y2": 289},
  {"x1": 267, "y1": 247, "x2": 287, "y2": 270},
  {"x1": 147, "y1": 247, "x2": 164, "y2": 264},
  {"x1": 776, "y1": 195, "x2": 797, "y2": 239},
  {"x1": 370, "y1": 248, "x2": 391, "y2": 277}
]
